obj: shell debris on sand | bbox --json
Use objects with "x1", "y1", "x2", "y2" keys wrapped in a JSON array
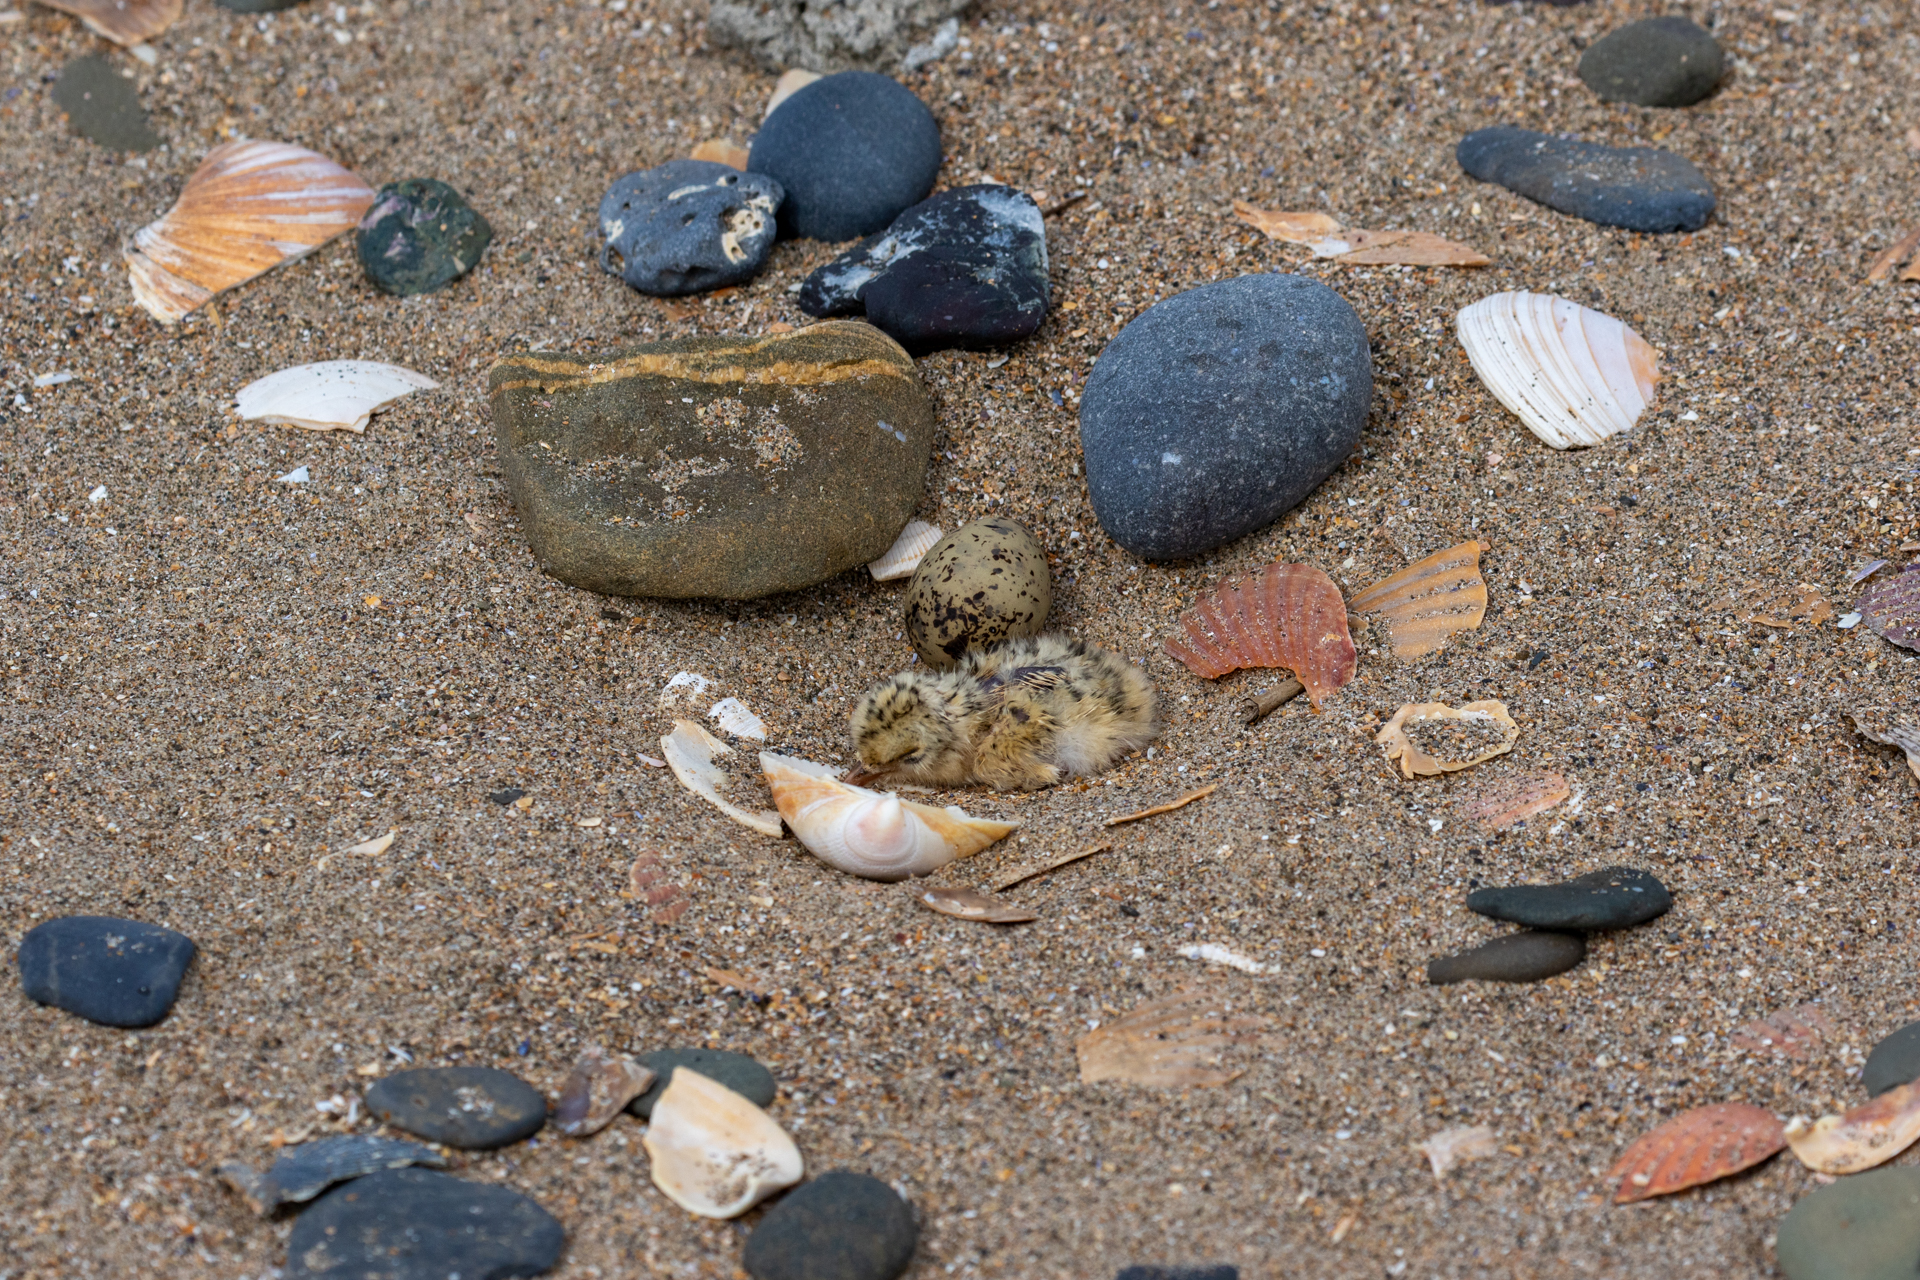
[
  {"x1": 917, "y1": 885, "x2": 1036, "y2": 923},
  {"x1": 1377, "y1": 700, "x2": 1519, "y2": 779},
  {"x1": 641, "y1": 1067, "x2": 802, "y2": 1218},
  {"x1": 1857, "y1": 563, "x2": 1920, "y2": 651},
  {"x1": 1731, "y1": 1001, "x2": 1836, "y2": 1061},
  {"x1": 759, "y1": 752, "x2": 1017, "y2": 881},
  {"x1": 233, "y1": 361, "x2": 439, "y2": 434},
  {"x1": 1176, "y1": 943, "x2": 1269, "y2": 975},
  {"x1": 1458, "y1": 771, "x2": 1570, "y2": 831},
  {"x1": 1786, "y1": 1078, "x2": 1920, "y2": 1175},
  {"x1": 661, "y1": 720, "x2": 782, "y2": 837},
  {"x1": 553, "y1": 1045, "x2": 656, "y2": 1138},
  {"x1": 867, "y1": 519, "x2": 942, "y2": 582},
  {"x1": 1076, "y1": 990, "x2": 1269, "y2": 1088},
  {"x1": 1608, "y1": 1103, "x2": 1785, "y2": 1203},
  {"x1": 1233, "y1": 202, "x2": 1491, "y2": 266},
  {"x1": 1852, "y1": 714, "x2": 1920, "y2": 785},
  {"x1": 1416, "y1": 1125, "x2": 1499, "y2": 1179},
  {"x1": 707, "y1": 696, "x2": 768, "y2": 741},
  {"x1": 1347, "y1": 540, "x2": 1490, "y2": 659},
  {"x1": 1161, "y1": 562, "x2": 1356, "y2": 706},
  {"x1": 1455, "y1": 291, "x2": 1659, "y2": 449},
  {"x1": 39, "y1": 0, "x2": 179, "y2": 46}
]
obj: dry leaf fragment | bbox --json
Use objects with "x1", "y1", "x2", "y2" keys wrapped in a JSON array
[
  {"x1": 1163, "y1": 562, "x2": 1357, "y2": 706},
  {"x1": 917, "y1": 886, "x2": 1037, "y2": 923},
  {"x1": 1076, "y1": 990, "x2": 1269, "y2": 1088},
  {"x1": 1717, "y1": 581, "x2": 1833, "y2": 629},
  {"x1": 1106, "y1": 785, "x2": 1217, "y2": 827},
  {"x1": 40, "y1": 0, "x2": 180, "y2": 46},
  {"x1": 1731, "y1": 1002, "x2": 1834, "y2": 1061},
  {"x1": 1233, "y1": 202, "x2": 1490, "y2": 266},
  {"x1": 689, "y1": 138, "x2": 749, "y2": 169},
  {"x1": 1459, "y1": 772, "x2": 1570, "y2": 831},
  {"x1": 1377, "y1": 701, "x2": 1519, "y2": 779},
  {"x1": 661, "y1": 720, "x2": 782, "y2": 837},
  {"x1": 1786, "y1": 1079, "x2": 1920, "y2": 1175},
  {"x1": 1852, "y1": 714, "x2": 1920, "y2": 785},
  {"x1": 1866, "y1": 226, "x2": 1920, "y2": 283},
  {"x1": 1416, "y1": 1125, "x2": 1498, "y2": 1179},
  {"x1": 1348, "y1": 541, "x2": 1489, "y2": 658},
  {"x1": 1608, "y1": 1103, "x2": 1785, "y2": 1203}
]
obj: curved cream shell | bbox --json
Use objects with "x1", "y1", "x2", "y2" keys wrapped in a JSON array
[
  {"x1": 1784, "y1": 1077, "x2": 1920, "y2": 1175},
  {"x1": 868, "y1": 520, "x2": 943, "y2": 582},
  {"x1": 1456, "y1": 291, "x2": 1658, "y2": 449},
  {"x1": 663, "y1": 721, "x2": 782, "y2": 837},
  {"x1": 760, "y1": 752, "x2": 1018, "y2": 881},
  {"x1": 642, "y1": 1068, "x2": 802, "y2": 1218},
  {"x1": 234, "y1": 361, "x2": 439, "y2": 434}
]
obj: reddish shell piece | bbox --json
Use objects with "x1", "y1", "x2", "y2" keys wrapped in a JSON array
[
  {"x1": 1732, "y1": 1002, "x2": 1835, "y2": 1061},
  {"x1": 1608, "y1": 1103, "x2": 1786, "y2": 1204},
  {"x1": 1459, "y1": 771, "x2": 1570, "y2": 831},
  {"x1": 1162, "y1": 563, "x2": 1357, "y2": 707},
  {"x1": 1859, "y1": 564, "x2": 1920, "y2": 651}
]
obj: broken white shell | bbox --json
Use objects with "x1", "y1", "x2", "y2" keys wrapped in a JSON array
[
  {"x1": 707, "y1": 697, "x2": 768, "y2": 741},
  {"x1": 662, "y1": 720, "x2": 782, "y2": 837},
  {"x1": 642, "y1": 1067, "x2": 802, "y2": 1218},
  {"x1": 1785, "y1": 1077, "x2": 1920, "y2": 1175},
  {"x1": 867, "y1": 520, "x2": 943, "y2": 582},
  {"x1": 760, "y1": 752, "x2": 1018, "y2": 882},
  {"x1": 234, "y1": 361, "x2": 439, "y2": 434},
  {"x1": 1456, "y1": 291, "x2": 1659, "y2": 449}
]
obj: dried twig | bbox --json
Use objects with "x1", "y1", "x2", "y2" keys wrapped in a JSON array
[
  {"x1": 1105, "y1": 784, "x2": 1218, "y2": 827},
  {"x1": 1240, "y1": 679, "x2": 1304, "y2": 725},
  {"x1": 991, "y1": 842, "x2": 1112, "y2": 892}
]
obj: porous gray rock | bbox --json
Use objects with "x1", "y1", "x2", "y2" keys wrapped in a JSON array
[{"x1": 709, "y1": 0, "x2": 973, "y2": 73}]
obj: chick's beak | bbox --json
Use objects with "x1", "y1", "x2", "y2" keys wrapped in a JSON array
[{"x1": 842, "y1": 763, "x2": 893, "y2": 787}]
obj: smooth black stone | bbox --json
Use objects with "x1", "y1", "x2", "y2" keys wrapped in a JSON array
[
  {"x1": 798, "y1": 184, "x2": 1048, "y2": 354},
  {"x1": 1115, "y1": 1269, "x2": 1239, "y2": 1280},
  {"x1": 52, "y1": 56, "x2": 159, "y2": 153},
  {"x1": 18, "y1": 916, "x2": 194, "y2": 1028},
  {"x1": 356, "y1": 178, "x2": 492, "y2": 297},
  {"x1": 1578, "y1": 17, "x2": 1725, "y2": 108},
  {"x1": 1776, "y1": 1167, "x2": 1920, "y2": 1280},
  {"x1": 1457, "y1": 126, "x2": 1715, "y2": 234},
  {"x1": 286, "y1": 1168, "x2": 563, "y2": 1280},
  {"x1": 365, "y1": 1067, "x2": 547, "y2": 1149},
  {"x1": 1077, "y1": 273, "x2": 1370, "y2": 562},
  {"x1": 749, "y1": 72, "x2": 942, "y2": 243},
  {"x1": 1465, "y1": 866, "x2": 1672, "y2": 932},
  {"x1": 630, "y1": 1048, "x2": 777, "y2": 1118},
  {"x1": 597, "y1": 160, "x2": 784, "y2": 296},
  {"x1": 489, "y1": 787, "x2": 526, "y2": 806},
  {"x1": 1863, "y1": 1021, "x2": 1920, "y2": 1098},
  {"x1": 1427, "y1": 931, "x2": 1585, "y2": 985},
  {"x1": 743, "y1": 1170, "x2": 917, "y2": 1280},
  {"x1": 221, "y1": 1136, "x2": 446, "y2": 1213}
]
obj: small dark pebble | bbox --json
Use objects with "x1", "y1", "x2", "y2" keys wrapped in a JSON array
[
  {"x1": 52, "y1": 56, "x2": 159, "y2": 153},
  {"x1": 749, "y1": 71, "x2": 942, "y2": 243},
  {"x1": 1775, "y1": 1166, "x2": 1920, "y2": 1280},
  {"x1": 356, "y1": 178, "x2": 492, "y2": 296},
  {"x1": 489, "y1": 787, "x2": 526, "y2": 806},
  {"x1": 18, "y1": 915, "x2": 195, "y2": 1028},
  {"x1": 743, "y1": 1170, "x2": 918, "y2": 1280},
  {"x1": 597, "y1": 159, "x2": 784, "y2": 296},
  {"x1": 1456, "y1": 125, "x2": 1715, "y2": 234},
  {"x1": 219, "y1": 1135, "x2": 446, "y2": 1214},
  {"x1": 1115, "y1": 1268, "x2": 1240, "y2": 1280},
  {"x1": 1466, "y1": 866, "x2": 1673, "y2": 932},
  {"x1": 286, "y1": 1167, "x2": 563, "y2": 1280},
  {"x1": 1427, "y1": 931, "x2": 1585, "y2": 985},
  {"x1": 630, "y1": 1047, "x2": 777, "y2": 1118},
  {"x1": 1864, "y1": 1021, "x2": 1920, "y2": 1098},
  {"x1": 365, "y1": 1066, "x2": 547, "y2": 1149},
  {"x1": 1577, "y1": 17, "x2": 1725, "y2": 109}
]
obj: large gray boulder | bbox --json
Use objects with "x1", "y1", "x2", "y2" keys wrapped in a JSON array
[{"x1": 708, "y1": 0, "x2": 971, "y2": 73}]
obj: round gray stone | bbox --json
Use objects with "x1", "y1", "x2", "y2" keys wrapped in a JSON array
[
  {"x1": 598, "y1": 160, "x2": 784, "y2": 297},
  {"x1": 743, "y1": 1170, "x2": 917, "y2": 1280},
  {"x1": 1456, "y1": 126, "x2": 1715, "y2": 234},
  {"x1": 1777, "y1": 1167, "x2": 1920, "y2": 1280},
  {"x1": 1578, "y1": 17, "x2": 1725, "y2": 108},
  {"x1": 1077, "y1": 274, "x2": 1371, "y2": 562},
  {"x1": 52, "y1": 56, "x2": 159, "y2": 153},
  {"x1": 1863, "y1": 1021, "x2": 1920, "y2": 1098},
  {"x1": 748, "y1": 72, "x2": 942, "y2": 243},
  {"x1": 1427, "y1": 931, "x2": 1585, "y2": 985},
  {"x1": 630, "y1": 1047, "x2": 777, "y2": 1118}
]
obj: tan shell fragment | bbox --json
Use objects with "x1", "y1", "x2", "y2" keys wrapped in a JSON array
[
  {"x1": 553, "y1": 1046, "x2": 656, "y2": 1138},
  {"x1": 918, "y1": 886, "x2": 1036, "y2": 923},
  {"x1": 1233, "y1": 203, "x2": 1490, "y2": 266},
  {"x1": 40, "y1": 0, "x2": 180, "y2": 46},
  {"x1": 1377, "y1": 700, "x2": 1519, "y2": 779},
  {"x1": 661, "y1": 720, "x2": 782, "y2": 837},
  {"x1": 1076, "y1": 990, "x2": 1268, "y2": 1088},
  {"x1": 761, "y1": 752, "x2": 1017, "y2": 881},
  {"x1": 1416, "y1": 1125, "x2": 1498, "y2": 1179},
  {"x1": 1786, "y1": 1078, "x2": 1920, "y2": 1175},
  {"x1": 1731, "y1": 1002, "x2": 1835, "y2": 1061},
  {"x1": 689, "y1": 139, "x2": 749, "y2": 169},
  {"x1": 642, "y1": 1068, "x2": 802, "y2": 1218},
  {"x1": 1348, "y1": 541, "x2": 1490, "y2": 658},
  {"x1": 1456, "y1": 291, "x2": 1659, "y2": 449},
  {"x1": 867, "y1": 520, "x2": 942, "y2": 582},
  {"x1": 1459, "y1": 772, "x2": 1570, "y2": 831}
]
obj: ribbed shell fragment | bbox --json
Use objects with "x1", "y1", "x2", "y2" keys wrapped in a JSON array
[{"x1": 1456, "y1": 291, "x2": 1658, "y2": 449}]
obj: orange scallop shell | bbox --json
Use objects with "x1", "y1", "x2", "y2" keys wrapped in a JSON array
[
  {"x1": 1348, "y1": 540, "x2": 1489, "y2": 658},
  {"x1": 1161, "y1": 563, "x2": 1356, "y2": 707},
  {"x1": 1608, "y1": 1103, "x2": 1785, "y2": 1204}
]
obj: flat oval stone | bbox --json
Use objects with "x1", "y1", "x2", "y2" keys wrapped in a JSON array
[
  {"x1": 489, "y1": 322, "x2": 936, "y2": 600},
  {"x1": 1427, "y1": 931, "x2": 1585, "y2": 985},
  {"x1": 743, "y1": 1169, "x2": 917, "y2": 1280},
  {"x1": 1465, "y1": 866, "x2": 1672, "y2": 932},
  {"x1": 364, "y1": 1067, "x2": 547, "y2": 1149},
  {"x1": 798, "y1": 184, "x2": 1049, "y2": 354},
  {"x1": 1578, "y1": 17, "x2": 1725, "y2": 108},
  {"x1": 749, "y1": 72, "x2": 942, "y2": 243},
  {"x1": 356, "y1": 178, "x2": 492, "y2": 297},
  {"x1": 18, "y1": 915, "x2": 195, "y2": 1028},
  {"x1": 1864, "y1": 1021, "x2": 1920, "y2": 1098},
  {"x1": 1078, "y1": 274, "x2": 1371, "y2": 562},
  {"x1": 597, "y1": 160, "x2": 784, "y2": 296},
  {"x1": 286, "y1": 1167, "x2": 563, "y2": 1280},
  {"x1": 53, "y1": 56, "x2": 159, "y2": 153},
  {"x1": 1776, "y1": 1167, "x2": 1920, "y2": 1280},
  {"x1": 1457, "y1": 126, "x2": 1715, "y2": 234},
  {"x1": 630, "y1": 1047, "x2": 777, "y2": 1118},
  {"x1": 220, "y1": 1135, "x2": 446, "y2": 1214}
]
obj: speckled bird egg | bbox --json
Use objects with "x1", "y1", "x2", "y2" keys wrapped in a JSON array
[{"x1": 904, "y1": 518, "x2": 1052, "y2": 667}]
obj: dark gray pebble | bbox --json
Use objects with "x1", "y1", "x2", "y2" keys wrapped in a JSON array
[
  {"x1": 1776, "y1": 1166, "x2": 1920, "y2": 1280},
  {"x1": 1115, "y1": 1269, "x2": 1239, "y2": 1280},
  {"x1": 1427, "y1": 931, "x2": 1585, "y2": 985},
  {"x1": 220, "y1": 1135, "x2": 446, "y2": 1214},
  {"x1": 1078, "y1": 273, "x2": 1370, "y2": 562},
  {"x1": 18, "y1": 915, "x2": 194, "y2": 1028},
  {"x1": 1457, "y1": 125, "x2": 1715, "y2": 234},
  {"x1": 743, "y1": 1170, "x2": 918, "y2": 1280},
  {"x1": 488, "y1": 787, "x2": 526, "y2": 806},
  {"x1": 1465, "y1": 866, "x2": 1672, "y2": 932},
  {"x1": 286, "y1": 1167, "x2": 563, "y2": 1280},
  {"x1": 798, "y1": 184, "x2": 1048, "y2": 354},
  {"x1": 598, "y1": 160, "x2": 784, "y2": 296},
  {"x1": 631, "y1": 1047, "x2": 777, "y2": 1118},
  {"x1": 365, "y1": 1066, "x2": 547, "y2": 1149},
  {"x1": 1578, "y1": 17, "x2": 1725, "y2": 108},
  {"x1": 1864, "y1": 1021, "x2": 1920, "y2": 1098},
  {"x1": 749, "y1": 72, "x2": 941, "y2": 242},
  {"x1": 356, "y1": 178, "x2": 492, "y2": 296},
  {"x1": 52, "y1": 56, "x2": 158, "y2": 153}
]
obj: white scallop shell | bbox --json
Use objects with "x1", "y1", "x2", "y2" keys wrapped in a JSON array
[
  {"x1": 867, "y1": 520, "x2": 943, "y2": 582},
  {"x1": 642, "y1": 1067, "x2": 802, "y2": 1218},
  {"x1": 234, "y1": 361, "x2": 439, "y2": 433},
  {"x1": 760, "y1": 752, "x2": 1018, "y2": 882},
  {"x1": 1455, "y1": 291, "x2": 1659, "y2": 449},
  {"x1": 662, "y1": 721, "x2": 782, "y2": 837}
]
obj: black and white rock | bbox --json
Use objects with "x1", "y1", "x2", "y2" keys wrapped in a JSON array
[
  {"x1": 286, "y1": 1168, "x2": 564, "y2": 1280},
  {"x1": 364, "y1": 1066, "x2": 548, "y2": 1149},
  {"x1": 1577, "y1": 17, "x2": 1725, "y2": 108},
  {"x1": 219, "y1": 1136, "x2": 446, "y2": 1214},
  {"x1": 709, "y1": 0, "x2": 970, "y2": 73},
  {"x1": 17, "y1": 916, "x2": 195, "y2": 1028},
  {"x1": 631, "y1": 1047, "x2": 777, "y2": 1118},
  {"x1": 743, "y1": 1170, "x2": 918, "y2": 1280},
  {"x1": 1456, "y1": 126, "x2": 1715, "y2": 234},
  {"x1": 356, "y1": 179, "x2": 492, "y2": 296},
  {"x1": 1466, "y1": 867, "x2": 1672, "y2": 932},
  {"x1": 749, "y1": 72, "x2": 942, "y2": 243},
  {"x1": 1864, "y1": 1021, "x2": 1920, "y2": 1098},
  {"x1": 1775, "y1": 1166, "x2": 1920, "y2": 1280},
  {"x1": 52, "y1": 56, "x2": 159, "y2": 153},
  {"x1": 1427, "y1": 931, "x2": 1585, "y2": 985},
  {"x1": 1077, "y1": 274, "x2": 1371, "y2": 562},
  {"x1": 798, "y1": 184, "x2": 1048, "y2": 353},
  {"x1": 598, "y1": 160, "x2": 784, "y2": 297}
]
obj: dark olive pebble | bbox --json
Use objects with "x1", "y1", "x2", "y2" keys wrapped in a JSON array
[{"x1": 1427, "y1": 931, "x2": 1585, "y2": 985}]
